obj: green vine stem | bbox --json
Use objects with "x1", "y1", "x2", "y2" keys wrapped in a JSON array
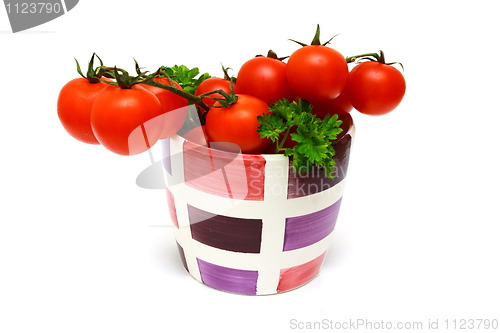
[
  {"x1": 91, "y1": 61, "x2": 242, "y2": 127},
  {"x1": 142, "y1": 76, "x2": 209, "y2": 109},
  {"x1": 96, "y1": 65, "x2": 233, "y2": 112},
  {"x1": 345, "y1": 52, "x2": 381, "y2": 63},
  {"x1": 345, "y1": 50, "x2": 404, "y2": 70}
]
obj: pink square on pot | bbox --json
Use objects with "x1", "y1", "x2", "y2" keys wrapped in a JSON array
[
  {"x1": 183, "y1": 141, "x2": 266, "y2": 201},
  {"x1": 277, "y1": 252, "x2": 326, "y2": 293},
  {"x1": 165, "y1": 187, "x2": 178, "y2": 229}
]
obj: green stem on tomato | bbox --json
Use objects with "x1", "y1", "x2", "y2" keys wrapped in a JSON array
[
  {"x1": 345, "y1": 52, "x2": 381, "y2": 63},
  {"x1": 141, "y1": 76, "x2": 210, "y2": 111},
  {"x1": 199, "y1": 89, "x2": 232, "y2": 101},
  {"x1": 200, "y1": 80, "x2": 239, "y2": 108},
  {"x1": 75, "y1": 53, "x2": 104, "y2": 84},
  {"x1": 345, "y1": 50, "x2": 404, "y2": 70},
  {"x1": 290, "y1": 25, "x2": 338, "y2": 47},
  {"x1": 93, "y1": 61, "x2": 241, "y2": 125},
  {"x1": 221, "y1": 64, "x2": 236, "y2": 82}
]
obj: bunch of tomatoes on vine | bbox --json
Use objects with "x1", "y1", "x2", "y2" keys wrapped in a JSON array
[{"x1": 57, "y1": 25, "x2": 405, "y2": 173}]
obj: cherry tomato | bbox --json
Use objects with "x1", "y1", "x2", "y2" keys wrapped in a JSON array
[
  {"x1": 311, "y1": 88, "x2": 353, "y2": 119},
  {"x1": 286, "y1": 45, "x2": 348, "y2": 102},
  {"x1": 194, "y1": 77, "x2": 231, "y2": 107},
  {"x1": 140, "y1": 77, "x2": 188, "y2": 139},
  {"x1": 90, "y1": 85, "x2": 164, "y2": 156},
  {"x1": 236, "y1": 56, "x2": 295, "y2": 105},
  {"x1": 57, "y1": 78, "x2": 107, "y2": 145},
  {"x1": 205, "y1": 94, "x2": 271, "y2": 154},
  {"x1": 346, "y1": 61, "x2": 406, "y2": 115}
]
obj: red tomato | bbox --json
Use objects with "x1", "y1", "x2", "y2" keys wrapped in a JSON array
[
  {"x1": 90, "y1": 85, "x2": 164, "y2": 156},
  {"x1": 346, "y1": 61, "x2": 406, "y2": 115},
  {"x1": 311, "y1": 88, "x2": 353, "y2": 119},
  {"x1": 236, "y1": 56, "x2": 295, "y2": 105},
  {"x1": 205, "y1": 94, "x2": 271, "y2": 154},
  {"x1": 57, "y1": 78, "x2": 107, "y2": 145},
  {"x1": 286, "y1": 45, "x2": 348, "y2": 102},
  {"x1": 140, "y1": 77, "x2": 188, "y2": 139},
  {"x1": 194, "y1": 77, "x2": 231, "y2": 107}
]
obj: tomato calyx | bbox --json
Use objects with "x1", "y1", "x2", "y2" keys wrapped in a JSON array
[
  {"x1": 256, "y1": 49, "x2": 289, "y2": 61},
  {"x1": 221, "y1": 64, "x2": 236, "y2": 83},
  {"x1": 346, "y1": 50, "x2": 404, "y2": 70},
  {"x1": 114, "y1": 66, "x2": 144, "y2": 89},
  {"x1": 289, "y1": 24, "x2": 339, "y2": 47},
  {"x1": 203, "y1": 80, "x2": 238, "y2": 108},
  {"x1": 75, "y1": 53, "x2": 105, "y2": 84}
]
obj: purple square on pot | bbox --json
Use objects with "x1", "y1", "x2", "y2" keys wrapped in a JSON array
[
  {"x1": 283, "y1": 198, "x2": 342, "y2": 251},
  {"x1": 197, "y1": 258, "x2": 258, "y2": 295}
]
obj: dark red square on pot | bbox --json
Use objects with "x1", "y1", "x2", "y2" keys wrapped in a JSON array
[
  {"x1": 188, "y1": 205, "x2": 263, "y2": 253},
  {"x1": 287, "y1": 134, "x2": 351, "y2": 199}
]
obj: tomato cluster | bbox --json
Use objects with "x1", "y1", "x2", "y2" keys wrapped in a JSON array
[
  {"x1": 58, "y1": 58, "x2": 189, "y2": 156},
  {"x1": 58, "y1": 27, "x2": 406, "y2": 157}
]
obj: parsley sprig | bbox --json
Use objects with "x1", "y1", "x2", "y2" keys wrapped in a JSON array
[
  {"x1": 161, "y1": 65, "x2": 210, "y2": 94},
  {"x1": 257, "y1": 99, "x2": 343, "y2": 179}
]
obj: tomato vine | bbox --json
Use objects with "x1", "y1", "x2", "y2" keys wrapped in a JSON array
[{"x1": 346, "y1": 50, "x2": 404, "y2": 70}]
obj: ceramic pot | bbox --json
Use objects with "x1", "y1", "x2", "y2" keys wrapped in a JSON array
[{"x1": 161, "y1": 113, "x2": 354, "y2": 295}]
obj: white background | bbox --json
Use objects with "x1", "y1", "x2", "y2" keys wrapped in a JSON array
[{"x1": 1, "y1": 1, "x2": 499, "y2": 332}]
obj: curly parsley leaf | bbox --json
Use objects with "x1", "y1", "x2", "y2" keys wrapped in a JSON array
[
  {"x1": 256, "y1": 113, "x2": 287, "y2": 142},
  {"x1": 163, "y1": 65, "x2": 210, "y2": 94},
  {"x1": 257, "y1": 99, "x2": 343, "y2": 179}
]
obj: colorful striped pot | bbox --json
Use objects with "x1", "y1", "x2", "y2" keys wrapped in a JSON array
[{"x1": 161, "y1": 114, "x2": 354, "y2": 295}]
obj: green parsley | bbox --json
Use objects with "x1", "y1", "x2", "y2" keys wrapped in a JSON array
[
  {"x1": 162, "y1": 65, "x2": 210, "y2": 94},
  {"x1": 257, "y1": 99, "x2": 343, "y2": 179}
]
